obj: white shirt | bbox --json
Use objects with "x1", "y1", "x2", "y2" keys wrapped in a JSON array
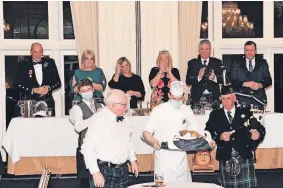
[
  {"x1": 33, "y1": 61, "x2": 43, "y2": 86},
  {"x1": 144, "y1": 101, "x2": 200, "y2": 143},
  {"x1": 81, "y1": 108, "x2": 137, "y2": 174},
  {"x1": 246, "y1": 58, "x2": 255, "y2": 71},
  {"x1": 224, "y1": 105, "x2": 236, "y2": 123},
  {"x1": 197, "y1": 58, "x2": 217, "y2": 94},
  {"x1": 69, "y1": 99, "x2": 97, "y2": 133}
]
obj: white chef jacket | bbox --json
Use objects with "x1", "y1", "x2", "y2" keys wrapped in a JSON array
[
  {"x1": 144, "y1": 101, "x2": 200, "y2": 183},
  {"x1": 81, "y1": 108, "x2": 137, "y2": 174}
]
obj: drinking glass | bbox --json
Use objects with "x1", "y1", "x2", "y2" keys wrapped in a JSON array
[
  {"x1": 154, "y1": 174, "x2": 164, "y2": 186},
  {"x1": 47, "y1": 108, "x2": 52, "y2": 117}
]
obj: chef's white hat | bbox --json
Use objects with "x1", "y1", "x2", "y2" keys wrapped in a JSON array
[{"x1": 170, "y1": 81, "x2": 184, "y2": 97}]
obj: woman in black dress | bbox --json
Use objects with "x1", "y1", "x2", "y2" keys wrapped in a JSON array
[
  {"x1": 108, "y1": 57, "x2": 145, "y2": 108},
  {"x1": 149, "y1": 50, "x2": 180, "y2": 109}
]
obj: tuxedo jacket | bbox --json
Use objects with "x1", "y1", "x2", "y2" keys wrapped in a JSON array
[
  {"x1": 205, "y1": 107, "x2": 266, "y2": 161},
  {"x1": 14, "y1": 57, "x2": 61, "y2": 107},
  {"x1": 186, "y1": 56, "x2": 223, "y2": 102},
  {"x1": 230, "y1": 56, "x2": 272, "y2": 105}
]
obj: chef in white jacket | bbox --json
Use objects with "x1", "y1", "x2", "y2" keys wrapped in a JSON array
[{"x1": 143, "y1": 81, "x2": 201, "y2": 183}]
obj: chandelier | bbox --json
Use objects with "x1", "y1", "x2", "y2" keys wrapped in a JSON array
[
  {"x1": 201, "y1": 21, "x2": 208, "y2": 32},
  {"x1": 3, "y1": 19, "x2": 10, "y2": 32},
  {"x1": 222, "y1": 2, "x2": 255, "y2": 38}
]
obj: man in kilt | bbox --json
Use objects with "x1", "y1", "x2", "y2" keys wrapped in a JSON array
[
  {"x1": 81, "y1": 89, "x2": 139, "y2": 188},
  {"x1": 205, "y1": 85, "x2": 265, "y2": 188}
]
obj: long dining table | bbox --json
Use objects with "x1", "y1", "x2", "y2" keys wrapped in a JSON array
[{"x1": 2, "y1": 112, "x2": 283, "y2": 175}]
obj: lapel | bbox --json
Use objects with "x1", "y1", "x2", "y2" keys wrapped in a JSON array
[
  {"x1": 230, "y1": 108, "x2": 241, "y2": 127},
  {"x1": 41, "y1": 62, "x2": 46, "y2": 85},
  {"x1": 197, "y1": 58, "x2": 205, "y2": 68},
  {"x1": 221, "y1": 108, "x2": 231, "y2": 125},
  {"x1": 240, "y1": 57, "x2": 249, "y2": 72},
  {"x1": 27, "y1": 61, "x2": 40, "y2": 87},
  {"x1": 253, "y1": 56, "x2": 261, "y2": 72}
]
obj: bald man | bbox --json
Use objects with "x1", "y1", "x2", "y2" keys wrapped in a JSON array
[
  {"x1": 14, "y1": 42, "x2": 61, "y2": 116},
  {"x1": 81, "y1": 89, "x2": 138, "y2": 188}
]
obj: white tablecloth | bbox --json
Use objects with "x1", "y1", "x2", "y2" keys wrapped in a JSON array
[
  {"x1": 2, "y1": 113, "x2": 283, "y2": 164},
  {"x1": 128, "y1": 182, "x2": 223, "y2": 188},
  {"x1": 2, "y1": 117, "x2": 78, "y2": 163}
]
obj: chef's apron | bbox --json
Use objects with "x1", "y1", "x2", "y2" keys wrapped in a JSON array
[{"x1": 154, "y1": 149, "x2": 191, "y2": 182}]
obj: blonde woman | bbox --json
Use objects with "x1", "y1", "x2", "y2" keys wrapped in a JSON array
[
  {"x1": 108, "y1": 57, "x2": 145, "y2": 108},
  {"x1": 149, "y1": 50, "x2": 180, "y2": 108},
  {"x1": 70, "y1": 49, "x2": 106, "y2": 102}
]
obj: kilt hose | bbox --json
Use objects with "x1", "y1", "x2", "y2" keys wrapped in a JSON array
[
  {"x1": 219, "y1": 158, "x2": 258, "y2": 188},
  {"x1": 90, "y1": 163, "x2": 129, "y2": 188}
]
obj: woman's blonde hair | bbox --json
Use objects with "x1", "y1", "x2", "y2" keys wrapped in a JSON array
[
  {"x1": 117, "y1": 57, "x2": 132, "y2": 74},
  {"x1": 80, "y1": 49, "x2": 96, "y2": 70},
  {"x1": 156, "y1": 50, "x2": 173, "y2": 68}
]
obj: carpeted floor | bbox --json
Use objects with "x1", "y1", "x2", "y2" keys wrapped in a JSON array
[{"x1": 1, "y1": 170, "x2": 283, "y2": 188}]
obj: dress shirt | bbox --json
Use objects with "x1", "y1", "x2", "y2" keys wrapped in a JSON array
[
  {"x1": 81, "y1": 108, "x2": 137, "y2": 174},
  {"x1": 246, "y1": 58, "x2": 255, "y2": 71},
  {"x1": 224, "y1": 106, "x2": 236, "y2": 123},
  {"x1": 33, "y1": 62, "x2": 43, "y2": 86},
  {"x1": 197, "y1": 58, "x2": 217, "y2": 94},
  {"x1": 69, "y1": 99, "x2": 96, "y2": 133}
]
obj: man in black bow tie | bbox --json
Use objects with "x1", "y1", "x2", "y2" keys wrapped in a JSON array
[
  {"x1": 14, "y1": 42, "x2": 61, "y2": 116},
  {"x1": 81, "y1": 89, "x2": 138, "y2": 188}
]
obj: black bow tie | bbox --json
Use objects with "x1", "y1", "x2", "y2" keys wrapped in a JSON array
[
  {"x1": 32, "y1": 61, "x2": 42, "y2": 65},
  {"x1": 116, "y1": 116, "x2": 124, "y2": 122}
]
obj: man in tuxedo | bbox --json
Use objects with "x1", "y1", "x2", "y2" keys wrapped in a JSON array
[
  {"x1": 186, "y1": 39, "x2": 223, "y2": 107},
  {"x1": 230, "y1": 41, "x2": 272, "y2": 109},
  {"x1": 14, "y1": 42, "x2": 61, "y2": 116},
  {"x1": 205, "y1": 85, "x2": 265, "y2": 188}
]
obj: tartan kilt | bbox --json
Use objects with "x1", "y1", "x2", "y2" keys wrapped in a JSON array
[
  {"x1": 219, "y1": 158, "x2": 257, "y2": 188},
  {"x1": 91, "y1": 163, "x2": 129, "y2": 188}
]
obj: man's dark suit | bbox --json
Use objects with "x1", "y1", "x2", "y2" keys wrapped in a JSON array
[
  {"x1": 230, "y1": 56, "x2": 272, "y2": 107},
  {"x1": 14, "y1": 57, "x2": 61, "y2": 115},
  {"x1": 186, "y1": 56, "x2": 223, "y2": 104},
  {"x1": 205, "y1": 107, "x2": 265, "y2": 162}
]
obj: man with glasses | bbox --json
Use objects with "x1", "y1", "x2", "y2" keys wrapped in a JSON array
[
  {"x1": 143, "y1": 81, "x2": 200, "y2": 182},
  {"x1": 81, "y1": 89, "x2": 138, "y2": 188}
]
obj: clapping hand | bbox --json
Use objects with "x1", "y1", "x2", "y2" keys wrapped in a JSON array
[
  {"x1": 208, "y1": 70, "x2": 215, "y2": 81},
  {"x1": 198, "y1": 68, "x2": 206, "y2": 79}
]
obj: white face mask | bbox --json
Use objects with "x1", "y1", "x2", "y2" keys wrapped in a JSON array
[
  {"x1": 80, "y1": 91, "x2": 93, "y2": 101},
  {"x1": 170, "y1": 99, "x2": 183, "y2": 109}
]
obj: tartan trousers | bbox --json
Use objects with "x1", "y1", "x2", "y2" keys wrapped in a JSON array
[
  {"x1": 219, "y1": 158, "x2": 258, "y2": 188},
  {"x1": 90, "y1": 163, "x2": 129, "y2": 188}
]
